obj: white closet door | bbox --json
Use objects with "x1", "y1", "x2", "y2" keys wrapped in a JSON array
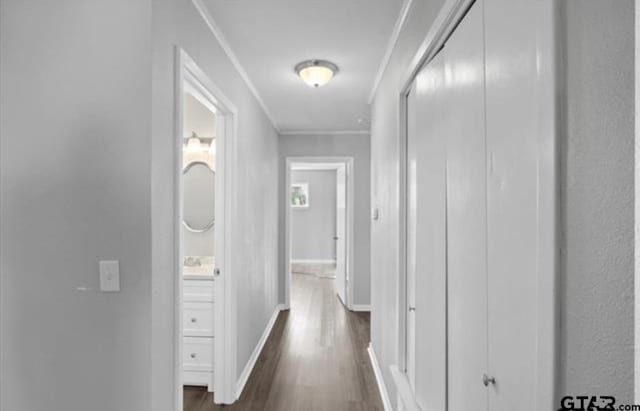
[
  {"x1": 444, "y1": 1, "x2": 489, "y2": 410},
  {"x1": 405, "y1": 85, "x2": 417, "y2": 389},
  {"x1": 413, "y1": 51, "x2": 447, "y2": 411},
  {"x1": 484, "y1": 0, "x2": 550, "y2": 408}
]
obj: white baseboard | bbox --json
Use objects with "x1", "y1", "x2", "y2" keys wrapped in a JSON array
[
  {"x1": 291, "y1": 259, "x2": 336, "y2": 264},
  {"x1": 235, "y1": 304, "x2": 285, "y2": 399},
  {"x1": 368, "y1": 343, "x2": 392, "y2": 411},
  {"x1": 351, "y1": 304, "x2": 371, "y2": 312}
]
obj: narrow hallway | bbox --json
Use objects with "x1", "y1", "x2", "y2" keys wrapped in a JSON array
[{"x1": 184, "y1": 273, "x2": 382, "y2": 411}]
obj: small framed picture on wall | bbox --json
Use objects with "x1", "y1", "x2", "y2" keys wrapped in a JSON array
[{"x1": 291, "y1": 183, "x2": 309, "y2": 209}]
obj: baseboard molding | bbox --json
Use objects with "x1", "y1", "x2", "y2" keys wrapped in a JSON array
[
  {"x1": 368, "y1": 343, "x2": 392, "y2": 411},
  {"x1": 351, "y1": 304, "x2": 371, "y2": 312},
  {"x1": 291, "y1": 259, "x2": 336, "y2": 264},
  {"x1": 235, "y1": 304, "x2": 285, "y2": 399}
]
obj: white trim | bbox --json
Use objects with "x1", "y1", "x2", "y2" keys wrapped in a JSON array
[
  {"x1": 279, "y1": 130, "x2": 370, "y2": 136},
  {"x1": 368, "y1": 344, "x2": 392, "y2": 411},
  {"x1": 368, "y1": 0, "x2": 414, "y2": 104},
  {"x1": 390, "y1": 365, "x2": 420, "y2": 411},
  {"x1": 284, "y1": 157, "x2": 355, "y2": 311},
  {"x1": 291, "y1": 163, "x2": 344, "y2": 171},
  {"x1": 235, "y1": 304, "x2": 285, "y2": 399},
  {"x1": 400, "y1": 0, "x2": 474, "y2": 95},
  {"x1": 350, "y1": 304, "x2": 371, "y2": 312},
  {"x1": 191, "y1": 0, "x2": 280, "y2": 133},
  {"x1": 291, "y1": 259, "x2": 337, "y2": 264},
  {"x1": 174, "y1": 48, "x2": 238, "y2": 406}
]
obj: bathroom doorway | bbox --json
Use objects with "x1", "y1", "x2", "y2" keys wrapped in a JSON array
[{"x1": 174, "y1": 48, "x2": 238, "y2": 409}]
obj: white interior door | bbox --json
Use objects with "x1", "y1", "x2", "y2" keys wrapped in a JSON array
[
  {"x1": 444, "y1": 1, "x2": 488, "y2": 409},
  {"x1": 334, "y1": 164, "x2": 347, "y2": 306},
  {"x1": 411, "y1": 50, "x2": 448, "y2": 410}
]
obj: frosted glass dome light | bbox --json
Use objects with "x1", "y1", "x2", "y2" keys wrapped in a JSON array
[{"x1": 295, "y1": 60, "x2": 339, "y2": 88}]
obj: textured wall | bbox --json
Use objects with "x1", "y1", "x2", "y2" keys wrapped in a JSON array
[
  {"x1": 291, "y1": 170, "x2": 337, "y2": 261},
  {"x1": 560, "y1": 0, "x2": 635, "y2": 402}
]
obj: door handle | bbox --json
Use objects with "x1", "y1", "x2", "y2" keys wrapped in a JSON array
[
  {"x1": 408, "y1": 306, "x2": 416, "y2": 312},
  {"x1": 333, "y1": 236, "x2": 339, "y2": 240},
  {"x1": 482, "y1": 374, "x2": 496, "y2": 387},
  {"x1": 214, "y1": 268, "x2": 221, "y2": 277}
]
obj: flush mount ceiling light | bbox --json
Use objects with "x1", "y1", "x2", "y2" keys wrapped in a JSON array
[{"x1": 295, "y1": 60, "x2": 339, "y2": 88}]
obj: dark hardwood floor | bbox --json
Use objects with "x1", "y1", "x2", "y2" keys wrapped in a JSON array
[{"x1": 184, "y1": 273, "x2": 383, "y2": 411}]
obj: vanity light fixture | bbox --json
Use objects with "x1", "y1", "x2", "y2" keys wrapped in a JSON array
[
  {"x1": 295, "y1": 60, "x2": 339, "y2": 88},
  {"x1": 184, "y1": 136, "x2": 203, "y2": 153}
]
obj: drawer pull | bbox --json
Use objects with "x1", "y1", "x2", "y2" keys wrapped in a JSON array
[
  {"x1": 190, "y1": 353, "x2": 197, "y2": 359},
  {"x1": 190, "y1": 317, "x2": 197, "y2": 323}
]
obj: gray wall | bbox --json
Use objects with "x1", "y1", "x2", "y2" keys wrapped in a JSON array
[
  {"x1": 1, "y1": 1, "x2": 152, "y2": 410},
  {"x1": 560, "y1": 0, "x2": 634, "y2": 401},
  {"x1": 279, "y1": 134, "x2": 371, "y2": 306},
  {"x1": 0, "y1": 1, "x2": 279, "y2": 410},
  {"x1": 369, "y1": 0, "x2": 446, "y2": 403},
  {"x1": 152, "y1": 0, "x2": 280, "y2": 409},
  {"x1": 291, "y1": 170, "x2": 337, "y2": 261}
]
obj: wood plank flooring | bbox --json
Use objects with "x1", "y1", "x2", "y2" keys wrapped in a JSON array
[{"x1": 184, "y1": 273, "x2": 383, "y2": 411}]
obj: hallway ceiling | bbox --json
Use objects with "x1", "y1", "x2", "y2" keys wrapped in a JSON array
[{"x1": 201, "y1": 0, "x2": 404, "y2": 134}]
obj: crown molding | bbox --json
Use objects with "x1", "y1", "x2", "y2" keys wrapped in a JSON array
[
  {"x1": 192, "y1": 0, "x2": 281, "y2": 133},
  {"x1": 279, "y1": 130, "x2": 370, "y2": 137},
  {"x1": 368, "y1": 0, "x2": 414, "y2": 104}
]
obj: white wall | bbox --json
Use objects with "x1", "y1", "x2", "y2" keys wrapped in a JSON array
[
  {"x1": 279, "y1": 134, "x2": 371, "y2": 306},
  {"x1": 151, "y1": 1, "x2": 280, "y2": 409},
  {"x1": 1, "y1": 1, "x2": 152, "y2": 410},
  {"x1": 560, "y1": 0, "x2": 634, "y2": 401},
  {"x1": 291, "y1": 170, "x2": 337, "y2": 261}
]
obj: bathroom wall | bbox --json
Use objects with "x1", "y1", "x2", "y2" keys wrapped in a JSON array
[
  {"x1": 182, "y1": 93, "x2": 216, "y2": 258},
  {"x1": 290, "y1": 169, "x2": 337, "y2": 261}
]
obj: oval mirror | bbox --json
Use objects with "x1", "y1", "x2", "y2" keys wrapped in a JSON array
[{"x1": 183, "y1": 161, "x2": 215, "y2": 233}]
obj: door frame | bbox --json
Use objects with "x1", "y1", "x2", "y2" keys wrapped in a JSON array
[
  {"x1": 284, "y1": 156, "x2": 355, "y2": 310},
  {"x1": 174, "y1": 48, "x2": 238, "y2": 407},
  {"x1": 393, "y1": 0, "x2": 559, "y2": 409}
]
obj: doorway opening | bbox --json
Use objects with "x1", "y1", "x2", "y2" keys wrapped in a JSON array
[
  {"x1": 284, "y1": 157, "x2": 355, "y2": 310},
  {"x1": 175, "y1": 48, "x2": 238, "y2": 409}
]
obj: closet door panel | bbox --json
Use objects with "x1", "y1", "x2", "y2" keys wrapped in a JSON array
[
  {"x1": 444, "y1": 1, "x2": 488, "y2": 410},
  {"x1": 413, "y1": 51, "x2": 447, "y2": 411},
  {"x1": 484, "y1": 0, "x2": 555, "y2": 409}
]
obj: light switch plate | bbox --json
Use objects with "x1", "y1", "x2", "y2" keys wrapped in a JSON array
[{"x1": 99, "y1": 260, "x2": 120, "y2": 292}]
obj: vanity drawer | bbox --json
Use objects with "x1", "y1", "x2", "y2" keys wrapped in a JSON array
[
  {"x1": 183, "y1": 302, "x2": 214, "y2": 337},
  {"x1": 183, "y1": 279, "x2": 214, "y2": 302},
  {"x1": 183, "y1": 337, "x2": 213, "y2": 372}
]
